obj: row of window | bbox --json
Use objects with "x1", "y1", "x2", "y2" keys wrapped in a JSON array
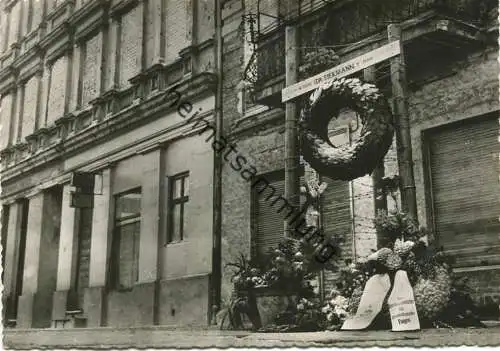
[
  {"x1": 0, "y1": 0, "x2": 202, "y2": 151},
  {"x1": 1, "y1": 0, "x2": 40, "y2": 53},
  {"x1": 0, "y1": 1, "x2": 107, "y2": 54},
  {"x1": 112, "y1": 171, "x2": 189, "y2": 289},
  {"x1": 0, "y1": 170, "x2": 191, "y2": 312}
]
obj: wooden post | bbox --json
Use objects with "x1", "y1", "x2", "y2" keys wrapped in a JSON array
[
  {"x1": 284, "y1": 22, "x2": 300, "y2": 237},
  {"x1": 364, "y1": 66, "x2": 388, "y2": 248},
  {"x1": 387, "y1": 24, "x2": 418, "y2": 223},
  {"x1": 211, "y1": 0, "x2": 223, "y2": 321}
]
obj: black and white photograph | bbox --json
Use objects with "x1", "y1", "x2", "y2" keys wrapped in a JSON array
[{"x1": 0, "y1": 0, "x2": 499, "y2": 348}]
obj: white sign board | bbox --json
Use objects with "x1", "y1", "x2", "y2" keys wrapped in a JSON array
[
  {"x1": 281, "y1": 41, "x2": 401, "y2": 102},
  {"x1": 341, "y1": 273, "x2": 391, "y2": 330},
  {"x1": 388, "y1": 270, "x2": 420, "y2": 331}
]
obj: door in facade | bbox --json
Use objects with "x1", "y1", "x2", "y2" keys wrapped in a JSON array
[
  {"x1": 426, "y1": 113, "x2": 500, "y2": 267},
  {"x1": 8, "y1": 199, "x2": 29, "y2": 321},
  {"x1": 1, "y1": 206, "x2": 9, "y2": 290}
]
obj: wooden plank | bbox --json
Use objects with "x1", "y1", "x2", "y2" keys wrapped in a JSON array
[{"x1": 281, "y1": 41, "x2": 401, "y2": 102}]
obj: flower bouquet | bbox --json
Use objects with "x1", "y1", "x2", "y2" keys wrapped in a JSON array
[{"x1": 321, "y1": 209, "x2": 485, "y2": 330}]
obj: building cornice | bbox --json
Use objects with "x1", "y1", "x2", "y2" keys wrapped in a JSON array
[
  {"x1": 0, "y1": 65, "x2": 17, "y2": 94},
  {"x1": 109, "y1": 0, "x2": 139, "y2": 18},
  {"x1": 0, "y1": 72, "x2": 217, "y2": 185},
  {"x1": 72, "y1": 1, "x2": 109, "y2": 43}
]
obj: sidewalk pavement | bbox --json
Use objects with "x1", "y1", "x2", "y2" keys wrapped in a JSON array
[{"x1": 4, "y1": 325, "x2": 500, "y2": 349}]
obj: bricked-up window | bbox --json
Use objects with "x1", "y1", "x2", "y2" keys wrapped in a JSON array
[
  {"x1": 165, "y1": 0, "x2": 190, "y2": 64},
  {"x1": 30, "y1": 0, "x2": 43, "y2": 32},
  {"x1": 20, "y1": 76, "x2": 38, "y2": 139},
  {"x1": 7, "y1": 1, "x2": 20, "y2": 48},
  {"x1": 23, "y1": 0, "x2": 33, "y2": 35},
  {"x1": 46, "y1": 56, "x2": 68, "y2": 125},
  {"x1": 119, "y1": 5, "x2": 143, "y2": 87},
  {"x1": 167, "y1": 172, "x2": 189, "y2": 243},
  {"x1": 112, "y1": 188, "x2": 141, "y2": 290},
  {"x1": 0, "y1": 10, "x2": 4, "y2": 53},
  {"x1": 0, "y1": 93, "x2": 13, "y2": 149},
  {"x1": 79, "y1": 33, "x2": 102, "y2": 107}
]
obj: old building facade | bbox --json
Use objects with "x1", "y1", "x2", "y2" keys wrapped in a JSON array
[
  {"x1": 220, "y1": 0, "x2": 499, "y2": 307},
  {"x1": 1, "y1": 0, "x2": 499, "y2": 332},
  {"x1": 0, "y1": 0, "x2": 217, "y2": 328}
]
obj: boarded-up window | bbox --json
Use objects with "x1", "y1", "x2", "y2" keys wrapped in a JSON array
[
  {"x1": 112, "y1": 188, "x2": 141, "y2": 290},
  {"x1": 47, "y1": 56, "x2": 68, "y2": 125},
  {"x1": 119, "y1": 6, "x2": 143, "y2": 87},
  {"x1": 20, "y1": 76, "x2": 38, "y2": 140},
  {"x1": 0, "y1": 93, "x2": 13, "y2": 149},
  {"x1": 252, "y1": 169, "x2": 306, "y2": 259},
  {"x1": 81, "y1": 33, "x2": 102, "y2": 106},
  {"x1": 427, "y1": 113, "x2": 500, "y2": 267}
]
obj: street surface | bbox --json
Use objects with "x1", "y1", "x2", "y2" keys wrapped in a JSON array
[{"x1": 3, "y1": 325, "x2": 500, "y2": 349}]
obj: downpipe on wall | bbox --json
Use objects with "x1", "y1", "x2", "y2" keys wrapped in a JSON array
[{"x1": 211, "y1": 0, "x2": 223, "y2": 325}]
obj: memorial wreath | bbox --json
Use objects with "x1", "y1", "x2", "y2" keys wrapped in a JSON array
[{"x1": 300, "y1": 77, "x2": 394, "y2": 181}]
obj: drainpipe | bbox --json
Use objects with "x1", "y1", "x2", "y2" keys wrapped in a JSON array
[
  {"x1": 364, "y1": 66, "x2": 388, "y2": 248},
  {"x1": 348, "y1": 125, "x2": 357, "y2": 262},
  {"x1": 388, "y1": 24, "x2": 418, "y2": 223},
  {"x1": 211, "y1": 0, "x2": 223, "y2": 322},
  {"x1": 284, "y1": 11, "x2": 300, "y2": 238}
]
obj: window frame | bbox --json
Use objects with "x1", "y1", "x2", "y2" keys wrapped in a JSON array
[
  {"x1": 111, "y1": 187, "x2": 142, "y2": 291},
  {"x1": 166, "y1": 171, "x2": 190, "y2": 244}
]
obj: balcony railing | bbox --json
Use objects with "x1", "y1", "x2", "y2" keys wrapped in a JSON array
[{"x1": 253, "y1": 0, "x2": 496, "y2": 86}]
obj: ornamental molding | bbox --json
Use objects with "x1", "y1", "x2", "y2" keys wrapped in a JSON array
[{"x1": 0, "y1": 72, "x2": 217, "y2": 185}]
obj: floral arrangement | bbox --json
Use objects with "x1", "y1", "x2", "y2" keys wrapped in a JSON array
[
  {"x1": 225, "y1": 207, "x2": 484, "y2": 331},
  {"x1": 224, "y1": 234, "x2": 342, "y2": 332},
  {"x1": 262, "y1": 297, "x2": 326, "y2": 332},
  {"x1": 227, "y1": 253, "x2": 266, "y2": 291},
  {"x1": 321, "y1": 292, "x2": 350, "y2": 330},
  {"x1": 228, "y1": 238, "x2": 328, "y2": 293},
  {"x1": 228, "y1": 233, "x2": 343, "y2": 292},
  {"x1": 319, "y1": 209, "x2": 484, "y2": 330},
  {"x1": 293, "y1": 297, "x2": 326, "y2": 331},
  {"x1": 262, "y1": 238, "x2": 312, "y2": 289}
]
